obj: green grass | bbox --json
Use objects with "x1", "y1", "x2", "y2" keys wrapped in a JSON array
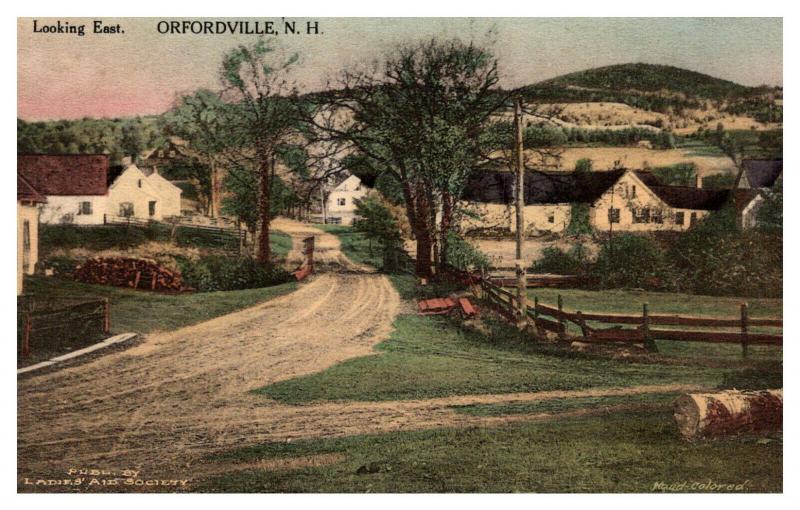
[
  {"x1": 41, "y1": 224, "x2": 292, "y2": 261},
  {"x1": 314, "y1": 224, "x2": 383, "y2": 268},
  {"x1": 527, "y1": 287, "x2": 783, "y2": 362},
  {"x1": 256, "y1": 313, "x2": 728, "y2": 404},
  {"x1": 269, "y1": 231, "x2": 293, "y2": 260},
  {"x1": 23, "y1": 275, "x2": 297, "y2": 335},
  {"x1": 196, "y1": 410, "x2": 782, "y2": 492},
  {"x1": 451, "y1": 392, "x2": 681, "y2": 416}
]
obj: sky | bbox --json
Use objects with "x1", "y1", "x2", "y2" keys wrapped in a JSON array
[{"x1": 17, "y1": 17, "x2": 783, "y2": 121}]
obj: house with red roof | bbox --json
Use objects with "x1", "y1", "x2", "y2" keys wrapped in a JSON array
[{"x1": 17, "y1": 155, "x2": 182, "y2": 225}]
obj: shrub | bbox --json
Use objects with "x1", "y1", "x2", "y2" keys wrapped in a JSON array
[
  {"x1": 444, "y1": 232, "x2": 490, "y2": 271},
  {"x1": 531, "y1": 244, "x2": 589, "y2": 275},
  {"x1": 40, "y1": 224, "x2": 166, "y2": 253},
  {"x1": 668, "y1": 207, "x2": 782, "y2": 297},
  {"x1": 176, "y1": 255, "x2": 292, "y2": 292},
  {"x1": 566, "y1": 203, "x2": 592, "y2": 235},
  {"x1": 593, "y1": 234, "x2": 677, "y2": 290}
]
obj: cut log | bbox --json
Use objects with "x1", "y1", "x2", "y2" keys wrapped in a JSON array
[{"x1": 673, "y1": 389, "x2": 782, "y2": 439}]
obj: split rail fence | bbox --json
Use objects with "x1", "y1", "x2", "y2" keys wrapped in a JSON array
[
  {"x1": 464, "y1": 269, "x2": 782, "y2": 358},
  {"x1": 103, "y1": 214, "x2": 246, "y2": 253}
]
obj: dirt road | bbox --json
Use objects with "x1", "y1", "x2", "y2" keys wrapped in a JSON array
[{"x1": 18, "y1": 219, "x2": 704, "y2": 490}]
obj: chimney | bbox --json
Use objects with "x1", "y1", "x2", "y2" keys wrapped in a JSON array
[{"x1": 695, "y1": 174, "x2": 702, "y2": 189}]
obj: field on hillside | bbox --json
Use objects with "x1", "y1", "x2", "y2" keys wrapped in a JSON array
[
  {"x1": 527, "y1": 146, "x2": 736, "y2": 176},
  {"x1": 546, "y1": 102, "x2": 780, "y2": 135}
]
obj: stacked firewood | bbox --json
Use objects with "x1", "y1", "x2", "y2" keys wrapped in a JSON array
[{"x1": 73, "y1": 257, "x2": 183, "y2": 292}]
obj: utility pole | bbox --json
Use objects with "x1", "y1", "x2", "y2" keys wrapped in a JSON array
[
  {"x1": 320, "y1": 182, "x2": 327, "y2": 224},
  {"x1": 514, "y1": 97, "x2": 527, "y2": 329}
]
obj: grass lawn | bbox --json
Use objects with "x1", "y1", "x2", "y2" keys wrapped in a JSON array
[
  {"x1": 451, "y1": 392, "x2": 681, "y2": 416},
  {"x1": 314, "y1": 224, "x2": 384, "y2": 269},
  {"x1": 528, "y1": 287, "x2": 783, "y2": 362},
  {"x1": 23, "y1": 275, "x2": 297, "y2": 335},
  {"x1": 196, "y1": 409, "x2": 782, "y2": 493},
  {"x1": 259, "y1": 226, "x2": 779, "y2": 404},
  {"x1": 256, "y1": 312, "x2": 728, "y2": 404},
  {"x1": 269, "y1": 231, "x2": 293, "y2": 260}
]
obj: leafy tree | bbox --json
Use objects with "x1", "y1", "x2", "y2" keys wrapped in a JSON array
[
  {"x1": 353, "y1": 196, "x2": 401, "y2": 251},
  {"x1": 161, "y1": 89, "x2": 232, "y2": 217},
  {"x1": 307, "y1": 38, "x2": 507, "y2": 277},
  {"x1": 218, "y1": 38, "x2": 303, "y2": 265}
]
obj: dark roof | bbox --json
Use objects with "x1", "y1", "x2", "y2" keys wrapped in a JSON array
[
  {"x1": 17, "y1": 173, "x2": 46, "y2": 203},
  {"x1": 463, "y1": 169, "x2": 662, "y2": 205},
  {"x1": 743, "y1": 159, "x2": 782, "y2": 188},
  {"x1": 108, "y1": 164, "x2": 126, "y2": 186},
  {"x1": 648, "y1": 186, "x2": 729, "y2": 210},
  {"x1": 17, "y1": 154, "x2": 110, "y2": 196}
]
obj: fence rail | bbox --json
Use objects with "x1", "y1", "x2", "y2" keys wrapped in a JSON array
[
  {"x1": 472, "y1": 273, "x2": 782, "y2": 357},
  {"x1": 102, "y1": 214, "x2": 247, "y2": 254}
]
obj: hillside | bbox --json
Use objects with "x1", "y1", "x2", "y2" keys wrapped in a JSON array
[{"x1": 535, "y1": 63, "x2": 750, "y2": 100}]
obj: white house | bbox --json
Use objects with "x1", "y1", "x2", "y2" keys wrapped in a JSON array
[
  {"x1": 145, "y1": 169, "x2": 183, "y2": 218},
  {"x1": 462, "y1": 168, "x2": 762, "y2": 234},
  {"x1": 17, "y1": 173, "x2": 45, "y2": 294},
  {"x1": 325, "y1": 174, "x2": 368, "y2": 225},
  {"x1": 18, "y1": 155, "x2": 182, "y2": 224},
  {"x1": 108, "y1": 164, "x2": 182, "y2": 221},
  {"x1": 18, "y1": 154, "x2": 110, "y2": 225}
]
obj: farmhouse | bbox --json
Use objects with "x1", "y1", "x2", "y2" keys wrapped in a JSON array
[
  {"x1": 18, "y1": 154, "x2": 110, "y2": 225},
  {"x1": 107, "y1": 164, "x2": 182, "y2": 221},
  {"x1": 17, "y1": 174, "x2": 46, "y2": 294},
  {"x1": 18, "y1": 155, "x2": 182, "y2": 224},
  {"x1": 461, "y1": 168, "x2": 763, "y2": 234},
  {"x1": 325, "y1": 174, "x2": 368, "y2": 225}
]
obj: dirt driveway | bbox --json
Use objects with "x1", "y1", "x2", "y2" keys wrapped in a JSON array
[{"x1": 18, "y1": 219, "x2": 703, "y2": 491}]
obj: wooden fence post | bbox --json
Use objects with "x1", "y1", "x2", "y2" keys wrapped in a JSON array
[
  {"x1": 642, "y1": 303, "x2": 657, "y2": 352},
  {"x1": 741, "y1": 302, "x2": 749, "y2": 358},
  {"x1": 557, "y1": 294, "x2": 566, "y2": 340},
  {"x1": 103, "y1": 298, "x2": 110, "y2": 334},
  {"x1": 22, "y1": 311, "x2": 32, "y2": 358}
]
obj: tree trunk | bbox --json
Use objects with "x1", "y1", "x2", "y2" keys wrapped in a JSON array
[
  {"x1": 439, "y1": 191, "x2": 453, "y2": 270},
  {"x1": 255, "y1": 153, "x2": 273, "y2": 265},
  {"x1": 673, "y1": 389, "x2": 782, "y2": 439},
  {"x1": 413, "y1": 182, "x2": 434, "y2": 279}
]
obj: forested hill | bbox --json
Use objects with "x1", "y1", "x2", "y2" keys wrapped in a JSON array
[
  {"x1": 533, "y1": 63, "x2": 751, "y2": 99},
  {"x1": 512, "y1": 63, "x2": 781, "y2": 120}
]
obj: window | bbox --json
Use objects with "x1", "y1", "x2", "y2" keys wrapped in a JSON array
[
  {"x1": 328, "y1": 217, "x2": 341, "y2": 225},
  {"x1": 632, "y1": 207, "x2": 651, "y2": 224},
  {"x1": 337, "y1": 198, "x2": 346, "y2": 206},
  {"x1": 690, "y1": 212, "x2": 698, "y2": 226},
  {"x1": 148, "y1": 201, "x2": 157, "y2": 217},
  {"x1": 608, "y1": 208, "x2": 620, "y2": 223},
  {"x1": 22, "y1": 220, "x2": 30, "y2": 273},
  {"x1": 119, "y1": 202, "x2": 134, "y2": 217},
  {"x1": 652, "y1": 209, "x2": 663, "y2": 224},
  {"x1": 78, "y1": 201, "x2": 92, "y2": 215},
  {"x1": 675, "y1": 211, "x2": 685, "y2": 225},
  {"x1": 138, "y1": 179, "x2": 142, "y2": 188},
  {"x1": 631, "y1": 185, "x2": 637, "y2": 198},
  {"x1": 547, "y1": 214, "x2": 555, "y2": 223}
]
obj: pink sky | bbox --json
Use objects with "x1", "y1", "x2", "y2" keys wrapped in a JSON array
[{"x1": 18, "y1": 17, "x2": 783, "y2": 121}]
